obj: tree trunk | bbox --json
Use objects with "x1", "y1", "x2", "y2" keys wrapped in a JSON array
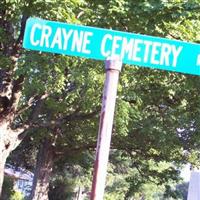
[
  {"x1": 0, "y1": 145, "x2": 8, "y2": 196},
  {"x1": 0, "y1": 11, "x2": 28, "y2": 197},
  {"x1": 0, "y1": 119, "x2": 25, "y2": 196},
  {"x1": 29, "y1": 139, "x2": 54, "y2": 200}
]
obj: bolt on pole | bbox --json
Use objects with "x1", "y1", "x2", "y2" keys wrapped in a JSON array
[{"x1": 90, "y1": 58, "x2": 122, "y2": 200}]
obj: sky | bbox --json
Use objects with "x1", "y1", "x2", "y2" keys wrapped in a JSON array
[{"x1": 181, "y1": 164, "x2": 191, "y2": 182}]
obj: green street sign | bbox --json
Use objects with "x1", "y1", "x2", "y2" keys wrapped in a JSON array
[{"x1": 23, "y1": 18, "x2": 200, "y2": 75}]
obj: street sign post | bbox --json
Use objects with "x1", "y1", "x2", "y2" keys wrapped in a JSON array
[
  {"x1": 23, "y1": 18, "x2": 200, "y2": 200},
  {"x1": 90, "y1": 58, "x2": 122, "y2": 200},
  {"x1": 23, "y1": 18, "x2": 200, "y2": 75}
]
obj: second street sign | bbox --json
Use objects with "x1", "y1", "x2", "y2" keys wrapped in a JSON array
[{"x1": 23, "y1": 18, "x2": 200, "y2": 75}]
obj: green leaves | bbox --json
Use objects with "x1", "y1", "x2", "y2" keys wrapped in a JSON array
[{"x1": 3, "y1": 0, "x2": 200, "y2": 198}]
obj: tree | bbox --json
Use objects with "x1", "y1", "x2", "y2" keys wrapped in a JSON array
[
  {"x1": 1, "y1": 0, "x2": 200, "y2": 198},
  {"x1": 176, "y1": 182, "x2": 189, "y2": 200},
  {"x1": 0, "y1": 0, "x2": 87, "y2": 195}
]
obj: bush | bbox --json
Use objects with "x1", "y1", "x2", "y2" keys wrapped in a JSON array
[
  {"x1": 49, "y1": 178, "x2": 75, "y2": 200},
  {"x1": 1, "y1": 176, "x2": 25, "y2": 200},
  {"x1": 1, "y1": 176, "x2": 14, "y2": 200},
  {"x1": 10, "y1": 191, "x2": 24, "y2": 200}
]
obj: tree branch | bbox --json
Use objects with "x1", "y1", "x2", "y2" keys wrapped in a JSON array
[
  {"x1": 37, "y1": 108, "x2": 100, "y2": 128},
  {"x1": 28, "y1": 93, "x2": 49, "y2": 123},
  {"x1": 10, "y1": 75, "x2": 24, "y2": 113},
  {"x1": 12, "y1": 14, "x2": 29, "y2": 56},
  {"x1": 5, "y1": 124, "x2": 29, "y2": 153},
  {"x1": 16, "y1": 93, "x2": 49, "y2": 116},
  {"x1": 55, "y1": 143, "x2": 96, "y2": 156}
]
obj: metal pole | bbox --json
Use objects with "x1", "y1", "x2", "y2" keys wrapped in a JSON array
[{"x1": 90, "y1": 58, "x2": 122, "y2": 200}]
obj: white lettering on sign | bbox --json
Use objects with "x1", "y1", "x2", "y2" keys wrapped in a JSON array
[
  {"x1": 51, "y1": 28, "x2": 62, "y2": 49},
  {"x1": 62, "y1": 29, "x2": 73, "y2": 50},
  {"x1": 40, "y1": 25, "x2": 52, "y2": 48},
  {"x1": 112, "y1": 36, "x2": 122, "y2": 57},
  {"x1": 132, "y1": 39, "x2": 143, "y2": 62},
  {"x1": 197, "y1": 54, "x2": 200, "y2": 66},
  {"x1": 100, "y1": 34, "x2": 183, "y2": 67},
  {"x1": 160, "y1": 43, "x2": 171, "y2": 66},
  {"x1": 30, "y1": 25, "x2": 93, "y2": 54},
  {"x1": 101, "y1": 34, "x2": 112, "y2": 57},
  {"x1": 71, "y1": 30, "x2": 84, "y2": 52},
  {"x1": 30, "y1": 24, "x2": 42, "y2": 46},
  {"x1": 29, "y1": 24, "x2": 183, "y2": 68},
  {"x1": 151, "y1": 42, "x2": 161, "y2": 65},
  {"x1": 82, "y1": 31, "x2": 93, "y2": 54},
  {"x1": 121, "y1": 38, "x2": 134, "y2": 60},
  {"x1": 143, "y1": 40, "x2": 152, "y2": 63},
  {"x1": 172, "y1": 45, "x2": 183, "y2": 67}
]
